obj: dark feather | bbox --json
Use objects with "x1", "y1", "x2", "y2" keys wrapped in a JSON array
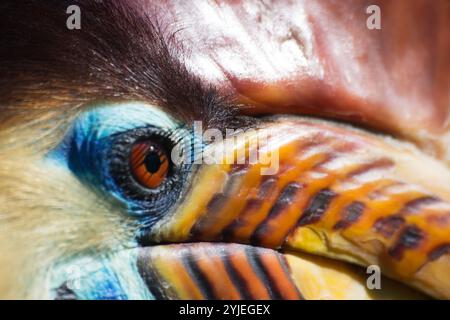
[{"x1": 0, "y1": 0, "x2": 254, "y2": 131}]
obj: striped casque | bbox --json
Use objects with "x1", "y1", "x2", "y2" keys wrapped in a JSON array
[{"x1": 148, "y1": 117, "x2": 450, "y2": 299}]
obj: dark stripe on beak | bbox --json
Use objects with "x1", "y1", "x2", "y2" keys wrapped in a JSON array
[
  {"x1": 333, "y1": 201, "x2": 366, "y2": 230},
  {"x1": 182, "y1": 252, "x2": 216, "y2": 299},
  {"x1": 388, "y1": 225, "x2": 424, "y2": 260},
  {"x1": 251, "y1": 182, "x2": 304, "y2": 246},
  {"x1": 297, "y1": 188, "x2": 337, "y2": 226}
]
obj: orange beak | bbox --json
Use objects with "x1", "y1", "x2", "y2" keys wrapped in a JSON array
[{"x1": 141, "y1": 116, "x2": 450, "y2": 299}]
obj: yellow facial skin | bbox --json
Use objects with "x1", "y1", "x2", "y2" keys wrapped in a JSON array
[{"x1": 150, "y1": 117, "x2": 450, "y2": 299}]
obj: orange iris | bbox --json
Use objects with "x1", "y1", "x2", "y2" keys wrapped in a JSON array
[{"x1": 130, "y1": 141, "x2": 169, "y2": 189}]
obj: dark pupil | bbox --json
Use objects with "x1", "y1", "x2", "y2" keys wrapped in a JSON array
[{"x1": 144, "y1": 151, "x2": 162, "y2": 174}]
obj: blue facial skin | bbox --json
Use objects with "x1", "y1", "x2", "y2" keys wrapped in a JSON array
[
  {"x1": 46, "y1": 102, "x2": 191, "y2": 300},
  {"x1": 72, "y1": 266, "x2": 129, "y2": 300},
  {"x1": 52, "y1": 250, "x2": 154, "y2": 300},
  {"x1": 48, "y1": 102, "x2": 186, "y2": 213}
]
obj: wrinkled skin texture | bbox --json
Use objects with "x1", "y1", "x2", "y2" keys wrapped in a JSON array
[{"x1": 150, "y1": 0, "x2": 450, "y2": 160}]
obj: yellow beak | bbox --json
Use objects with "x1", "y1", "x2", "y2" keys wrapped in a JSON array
[{"x1": 144, "y1": 116, "x2": 450, "y2": 299}]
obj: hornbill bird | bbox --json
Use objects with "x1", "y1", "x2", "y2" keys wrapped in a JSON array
[{"x1": 0, "y1": 0, "x2": 449, "y2": 300}]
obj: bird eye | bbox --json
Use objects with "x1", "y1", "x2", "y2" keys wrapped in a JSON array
[
  {"x1": 107, "y1": 126, "x2": 185, "y2": 204},
  {"x1": 103, "y1": 125, "x2": 193, "y2": 222},
  {"x1": 130, "y1": 140, "x2": 169, "y2": 189},
  {"x1": 49, "y1": 103, "x2": 195, "y2": 223}
]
